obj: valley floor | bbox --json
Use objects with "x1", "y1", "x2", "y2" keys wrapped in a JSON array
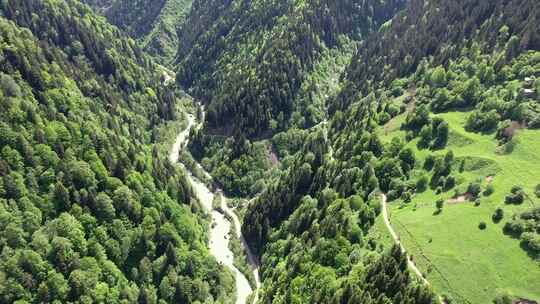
[{"x1": 170, "y1": 111, "x2": 260, "y2": 304}]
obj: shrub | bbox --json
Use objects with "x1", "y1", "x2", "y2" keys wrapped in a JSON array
[
  {"x1": 479, "y1": 222, "x2": 487, "y2": 230},
  {"x1": 535, "y1": 184, "x2": 540, "y2": 198},
  {"x1": 416, "y1": 175, "x2": 429, "y2": 193},
  {"x1": 493, "y1": 293, "x2": 512, "y2": 304},
  {"x1": 505, "y1": 186, "x2": 524, "y2": 204},
  {"x1": 444, "y1": 175, "x2": 456, "y2": 190},
  {"x1": 468, "y1": 182, "x2": 482, "y2": 198},
  {"x1": 521, "y1": 232, "x2": 540, "y2": 253},
  {"x1": 458, "y1": 159, "x2": 466, "y2": 172},
  {"x1": 432, "y1": 121, "x2": 449, "y2": 149},
  {"x1": 402, "y1": 191, "x2": 412, "y2": 203},
  {"x1": 484, "y1": 184, "x2": 494, "y2": 196},
  {"x1": 474, "y1": 198, "x2": 481, "y2": 206},
  {"x1": 424, "y1": 154, "x2": 436, "y2": 170},
  {"x1": 435, "y1": 199, "x2": 444, "y2": 211},
  {"x1": 466, "y1": 110, "x2": 500, "y2": 133},
  {"x1": 492, "y1": 208, "x2": 504, "y2": 223},
  {"x1": 503, "y1": 219, "x2": 525, "y2": 235}
]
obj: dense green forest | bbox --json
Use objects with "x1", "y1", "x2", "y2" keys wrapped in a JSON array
[
  {"x1": 181, "y1": 0, "x2": 405, "y2": 196},
  {"x1": 83, "y1": 0, "x2": 193, "y2": 63},
  {"x1": 0, "y1": 0, "x2": 234, "y2": 302},
  {"x1": 176, "y1": 0, "x2": 406, "y2": 138},
  {"x1": 237, "y1": 0, "x2": 540, "y2": 303},
  {"x1": 2, "y1": 0, "x2": 540, "y2": 303}
]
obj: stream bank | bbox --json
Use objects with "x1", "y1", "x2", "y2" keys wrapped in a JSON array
[{"x1": 169, "y1": 111, "x2": 261, "y2": 304}]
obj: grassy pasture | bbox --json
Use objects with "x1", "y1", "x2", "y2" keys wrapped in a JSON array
[{"x1": 378, "y1": 111, "x2": 540, "y2": 303}]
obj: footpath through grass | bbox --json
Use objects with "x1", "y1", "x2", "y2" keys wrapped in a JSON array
[{"x1": 380, "y1": 111, "x2": 540, "y2": 303}]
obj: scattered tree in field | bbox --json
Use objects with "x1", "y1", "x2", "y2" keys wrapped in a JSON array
[
  {"x1": 435, "y1": 199, "x2": 444, "y2": 214},
  {"x1": 492, "y1": 208, "x2": 504, "y2": 223},
  {"x1": 505, "y1": 186, "x2": 524, "y2": 205},
  {"x1": 468, "y1": 182, "x2": 482, "y2": 198},
  {"x1": 416, "y1": 175, "x2": 429, "y2": 193},
  {"x1": 484, "y1": 184, "x2": 495, "y2": 196}
]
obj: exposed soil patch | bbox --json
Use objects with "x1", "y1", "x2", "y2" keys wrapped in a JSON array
[
  {"x1": 268, "y1": 144, "x2": 279, "y2": 166},
  {"x1": 447, "y1": 193, "x2": 473, "y2": 204},
  {"x1": 486, "y1": 175, "x2": 494, "y2": 183}
]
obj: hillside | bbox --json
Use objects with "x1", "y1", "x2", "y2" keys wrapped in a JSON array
[
  {"x1": 0, "y1": 0, "x2": 234, "y2": 302},
  {"x1": 236, "y1": 0, "x2": 540, "y2": 303},
  {"x1": 83, "y1": 0, "x2": 193, "y2": 63},
  {"x1": 178, "y1": 0, "x2": 406, "y2": 197},
  {"x1": 2, "y1": 0, "x2": 540, "y2": 303},
  {"x1": 176, "y1": 0, "x2": 406, "y2": 138}
]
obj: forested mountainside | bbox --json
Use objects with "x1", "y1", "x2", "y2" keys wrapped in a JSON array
[
  {"x1": 334, "y1": 0, "x2": 540, "y2": 111},
  {"x1": 239, "y1": 0, "x2": 540, "y2": 303},
  {"x1": 2, "y1": 0, "x2": 540, "y2": 303},
  {"x1": 176, "y1": 0, "x2": 406, "y2": 138},
  {"x1": 0, "y1": 0, "x2": 234, "y2": 303},
  {"x1": 83, "y1": 0, "x2": 193, "y2": 63}
]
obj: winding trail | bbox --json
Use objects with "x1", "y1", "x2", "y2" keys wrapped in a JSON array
[
  {"x1": 380, "y1": 194, "x2": 429, "y2": 284},
  {"x1": 381, "y1": 194, "x2": 446, "y2": 304},
  {"x1": 169, "y1": 111, "x2": 260, "y2": 304}
]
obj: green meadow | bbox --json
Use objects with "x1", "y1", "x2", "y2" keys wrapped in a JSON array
[{"x1": 378, "y1": 111, "x2": 540, "y2": 303}]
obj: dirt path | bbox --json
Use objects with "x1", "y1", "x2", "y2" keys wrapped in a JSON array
[
  {"x1": 220, "y1": 192, "x2": 262, "y2": 303},
  {"x1": 380, "y1": 194, "x2": 430, "y2": 285},
  {"x1": 169, "y1": 110, "x2": 260, "y2": 304}
]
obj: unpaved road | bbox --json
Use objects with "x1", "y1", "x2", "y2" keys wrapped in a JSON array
[
  {"x1": 219, "y1": 192, "x2": 261, "y2": 303},
  {"x1": 380, "y1": 194, "x2": 430, "y2": 285},
  {"x1": 169, "y1": 111, "x2": 260, "y2": 304}
]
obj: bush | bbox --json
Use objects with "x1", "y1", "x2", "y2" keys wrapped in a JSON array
[
  {"x1": 503, "y1": 219, "x2": 525, "y2": 235},
  {"x1": 535, "y1": 184, "x2": 540, "y2": 198},
  {"x1": 483, "y1": 184, "x2": 494, "y2": 196},
  {"x1": 493, "y1": 294, "x2": 512, "y2": 304},
  {"x1": 402, "y1": 191, "x2": 413, "y2": 203},
  {"x1": 479, "y1": 222, "x2": 487, "y2": 230},
  {"x1": 521, "y1": 233, "x2": 540, "y2": 253},
  {"x1": 474, "y1": 198, "x2": 481, "y2": 206},
  {"x1": 505, "y1": 186, "x2": 524, "y2": 204},
  {"x1": 435, "y1": 199, "x2": 444, "y2": 211},
  {"x1": 444, "y1": 175, "x2": 456, "y2": 190},
  {"x1": 468, "y1": 182, "x2": 482, "y2": 198},
  {"x1": 458, "y1": 159, "x2": 466, "y2": 172},
  {"x1": 492, "y1": 208, "x2": 504, "y2": 223},
  {"x1": 424, "y1": 154, "x2": 436, "y2": 170},
  {"x1": 416, "y1": 175, "x2": 429, "y2": 192}
]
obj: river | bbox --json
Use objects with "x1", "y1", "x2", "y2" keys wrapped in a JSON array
[{"x1": 169, "y1": 111, "x2": 260, "y2": 304}]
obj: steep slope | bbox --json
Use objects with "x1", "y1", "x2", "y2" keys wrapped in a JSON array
[
  {"x1": 334, "y1": 0, "x2": 540, "y2": 111},
  {"x1": 324, "y1": 0, "x2": 540, "y2": 302},
  {"x1": 83, "y1": 0, "x2": 193, "y2": 63},
  {"x1": 176, "y1": 0, "x2": 406, "y2": 138},
  {"x1": 0, "y1": 0, "x2": 234, "y2": 302},
  {"x1": 240, "y1": 0, "x2": 540, "y2": 303}
]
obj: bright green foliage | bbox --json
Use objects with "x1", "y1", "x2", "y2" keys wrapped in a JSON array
[
  {"x1": 0, "y1": 0, "x2": 234, "y2": 302},
  {"x1": 83, "y1": 0, "x2": 193, "y2": 63},
  {"x1": 176, "y1": 0, "x2": 405, "y2": 138},
  {"x1": 504, "y1": 207, "x2": 540, "y2": 254},
  {"x1": 246, "y1": 1, "x2": 540, "y2": 303}
]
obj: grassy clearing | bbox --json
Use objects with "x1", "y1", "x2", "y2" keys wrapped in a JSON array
[{"x1": 381, "y1": 111, "x2": 540, "y2": 303}]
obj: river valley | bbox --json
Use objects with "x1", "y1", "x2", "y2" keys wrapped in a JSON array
[{"x1": 169, "y1": 111, "x2": 260, "y2": 304}]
